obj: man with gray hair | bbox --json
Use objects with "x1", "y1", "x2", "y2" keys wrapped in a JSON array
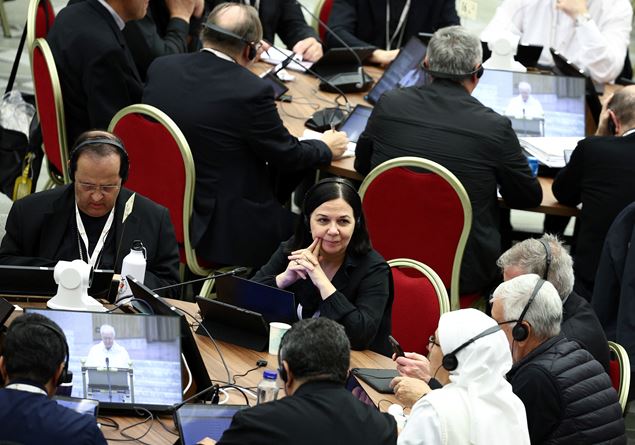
[
  {"x1": 497, "y1": 234, "x2": 609, "y2": 370},
  {"x1": 491, "y1": 274, "x2": 625, "y2": 444},
  {"x1": 355, "y1": 25, "x2": 541, "y2": 296},
  {"x1": 143, "y1": 3, "x2": 348, "y2": 268},
  {"x1": 84, "y1": 324, "x2": 131, "y2": 369}
]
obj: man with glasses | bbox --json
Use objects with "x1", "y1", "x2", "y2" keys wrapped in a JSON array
[{"x1": 0, "y1": 131, "x2": 180, "y2": 295}]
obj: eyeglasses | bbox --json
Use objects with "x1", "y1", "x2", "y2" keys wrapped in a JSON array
[
  {"x1": 428, "y1": 335, "x2": 440, "y2": 348},
  {"x1": 77, "y1": 181, "x2": 121, "y2": 195}
]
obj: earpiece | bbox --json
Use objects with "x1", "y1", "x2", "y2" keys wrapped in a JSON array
[
  {"x1": 512, "y1": 278, "x2": 546, "y2": 342},
  {"x1": 421, "y1": 63, "x2": 484, "y2": 80},
  {"x1": 537, "y1": 238, "x2": 552, "y2": 280},
  {"x1": 441, "y1": 325, "x2": 501, "y2": 371},
  {"x1": 204, "y1": 22, "x2": 258, "y2": 60},
  {"x1": 69, "y1": 137, "x2": 129, "y2": 183}
]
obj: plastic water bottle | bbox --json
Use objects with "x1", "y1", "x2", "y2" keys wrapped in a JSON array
[
  {"x1": 256, "y1": 370, "x2": 279, "y2": 405},
  {"x1": 118, "y1": 240, "x2": 146, "y2": 300}
]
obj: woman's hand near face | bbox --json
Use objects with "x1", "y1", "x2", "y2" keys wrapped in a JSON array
[
  {"x1": 280, "y1": 238, "x2": 337, "y2": 299},
  {"x1": 274, "y1": 239, "x2": 318, "y2": 289}
]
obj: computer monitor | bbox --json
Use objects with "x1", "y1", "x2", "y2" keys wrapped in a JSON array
[
  {"x1": 365, "y1": 36, "x2": 428, "y2": 105},
  {"x1": 472, "y1": 69, "x2": 586, "y2": 138},
  {"x1": 26, "y1": 308, "x2": 182, "y2": 411}
]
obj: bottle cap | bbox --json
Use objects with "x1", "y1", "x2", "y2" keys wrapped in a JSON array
[
  {"x1": 131, "y1": 240, "x2": 144, "y2": 250},
  {"x1": 263, "y1": 370, "x2": 277, "y2": 380}
]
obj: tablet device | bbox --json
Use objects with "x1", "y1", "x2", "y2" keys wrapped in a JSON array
[
  {"x1": 346, "y1": 374, "x2": 377, "y2": 409},
  {"x1": 350, "y1": 368, "x2": 399, "y2": 394},
  {"x1": 175, "y1": 404, "x2": 246, "y2": 445},
  {"x1": 260, "y1": 70, "x2": 289, "y2": 100},
  {"x1": 338, "y1": 104, "x2": 373, "y2": 143},
  {"x1": 53, "y1": 396, "x2": 99, "y2": 417},
  {"x1": 365, "y1": 36, "x2": 428, "y2": 105},
  {"x1": 310, "y1": 46, "x2": 376, "y2": 78}
]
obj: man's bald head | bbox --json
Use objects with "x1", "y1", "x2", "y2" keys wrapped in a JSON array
[
  {"x1": 201, "y1": 3, "x2": 262, "y2": 61},
  {"x1": 608, "y1": 85, "x2": 635, "y2": 134}
]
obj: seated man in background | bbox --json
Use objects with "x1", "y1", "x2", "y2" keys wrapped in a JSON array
[
  {"x1": 0, "y1": 131, "x2": 180, "y2": 294},
  {"x1": 355, "y1": 25, "x2": 542, "y2": 297},
  {"x1": 0, "y1": 313, "x2": 106, "y2": 444},
  {"x1": 48, "y1": 0, "x2": 146, "y2": 146},
  {"x1": 143, "y1": 3, "x2": 347, "y2": 269},
  {"x1": 327, "y1": 0, "x2": 459, "y2": 65},
  {"x1": 206, "y1": 0, "x2": 323, "y2": 61},
  {"x1": 481, "y1": 0, "x2": 632, "y2": 84},
  {"x1": 552, "y1": 85, "x2": 635, "y2": 300},
  {"x1": 207, "y1": 318, "x2": 397, "y2": 445},
  {"x1": 85, "y1": 324, "x2": 131, "y2": 368},
  {"x1": 492, "y1": 274, "x2": 625, "y2": 444}
]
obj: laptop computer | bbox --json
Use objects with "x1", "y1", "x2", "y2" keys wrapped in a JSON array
[
  {"x1": 0, "y1": 265, "x2": 115, "y2": 298},
  {"x1": 365, "y1": 36, "x2": 428, "y2": 105},
  {"x1": 216, "y1": 275, "x2": 296, "y2": 325},
  {"x1": 175, "y1": 404, "x2": 246, "y2": 445}
]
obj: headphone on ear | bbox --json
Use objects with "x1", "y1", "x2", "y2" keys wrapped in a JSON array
[
  {"x1": 204, "y1": 22, "x2": 258, "y2": 60},
  {"x1": 69, "y1": 137, "x2": 129, "y2": 183},
  {"x1": 512, "y1": 278, "x2": 546, "y2": 342},
  {"x1": 302, "y1": 178, "x2": 362, "y2": 227},
  {"x1": 441, "y1": 324, "x2": 501, "y2": 371},
  {"x1": 421, "y1": 63, "x2": 484, "y2": 81},
  {"x1": 538, "y1": 238, "x2": 552, "y2": 280},
  {"x1": 277, "y1": 336, "x2": 288, "y2": 383}
]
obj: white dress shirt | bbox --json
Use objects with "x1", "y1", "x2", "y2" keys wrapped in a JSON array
[
  {"x1": 505, "y1": 95, "x2": 545, "y2": 119},
  {"x1": 84, "y1": 341, "x2": 131, "y2": 369}
]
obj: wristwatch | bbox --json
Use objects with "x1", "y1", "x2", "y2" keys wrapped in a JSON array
[{"x1": 575, "y1": 12, "x2": 592, "y2": 26}]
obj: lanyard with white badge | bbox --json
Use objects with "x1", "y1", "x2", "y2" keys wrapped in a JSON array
[
  {"x1": 386, "y1": 0, "x2": 411, "y2": 50},
  {"x1": 75, "y1": 204, "x2": 115, "y2": 268}
]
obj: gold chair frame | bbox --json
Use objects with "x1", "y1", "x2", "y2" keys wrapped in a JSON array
[
  {"x1": 311, "y1": 0, "x2": 327, "y2": 34},
  {"x1": 359, "y1": 156, "x2": 473, "y2": 310},
  {"x1": 608, "y1": 341, "x2": 631, "y2": 414},
  {"x1": 31, "y1": 38, "x2": 70, "y2": 185},
  {"x1": 27, "y1": 0, "x2": 45, "y2": 62},
  {"x1": 388, "y1": 258, "x2": 451, "y2": 315},
  {"x1": 108, "y1": 104, "x2": 213, "y2": 280}
]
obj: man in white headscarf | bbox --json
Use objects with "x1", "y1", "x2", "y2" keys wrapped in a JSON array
[{"x1": 395, "y1": 309, "x2": 529, "y2": 445}]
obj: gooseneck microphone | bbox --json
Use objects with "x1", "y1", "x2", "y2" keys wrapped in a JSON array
[
  {"x1": 105, "y1": 357, "x2": 113, "y2": 403},
  {"x1": 295, "y1": 0, "x2": 367, "y2": 91},
  {"x1": 150, "y1": 267, "x2": 249, "y2": 293}
]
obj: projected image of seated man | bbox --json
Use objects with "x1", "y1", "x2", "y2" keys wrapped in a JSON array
[
  {"x1": 505, "y1": 81, "x2": 545, "y2": 120},
  {"x1": 84, "y1": 325, "x2": 131, "y2": 369}
]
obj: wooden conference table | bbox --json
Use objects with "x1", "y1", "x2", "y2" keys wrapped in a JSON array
[
  {"x1": 251, "y1": 62, "x2": 582, "y2": 218},
  {"x1": 4, "y1": 298, "x2": 397, "y2": 445}
]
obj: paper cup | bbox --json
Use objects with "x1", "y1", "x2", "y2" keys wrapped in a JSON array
[{"x1": 268, "y1": 322, "x2": 292, "y2": 355}]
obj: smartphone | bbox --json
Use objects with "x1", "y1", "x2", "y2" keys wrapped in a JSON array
[{"x1": 388, "y1": 335, "x2": 405, "y2": 358}]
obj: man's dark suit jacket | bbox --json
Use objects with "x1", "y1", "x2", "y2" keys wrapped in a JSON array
[
  {"x1": 217, "y1": 380, "x2": 397, "y2": 445},
  {"x1": 0, "y1": 185, "x2": 179, "y2": 292},
  {"x1": 553, "y1": 133, "x2": 635, "y2": 300},
  {"x1": 206, "y1": 0, "x2": 318, "y2": 49},
  {"x1": 48, "y1": 0, "x2": 143, "y2": 146},
  {"x1": 143, "y1": 51, "x2": 332, "y2": 267},
  {"x1": 355, "y1": 79, "x2": 542, "y2": 295},
  {"x1": 327, "y1": 0, "x2": 459, "y2": 49}
]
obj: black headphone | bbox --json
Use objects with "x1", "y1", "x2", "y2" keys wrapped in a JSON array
[
  {"x1": 204, "y1": 22, "x2": 258, "y2": 60},
  {"x1": 512, "y1": 278, "x2": 546, "y2": 342},
  {"x1": 69, "y1": 137, "x2": 129, "y2": 183},
  {"x1": 441, "y1": 324, "x2": 501, "y2": 371},
  {"x1": 277, "y1": 335, "x2": 288, "y2": 383},
  {"x1": 302, "y1": 178, "x2": 361, "y2": 227},
  {"x1": 538, "y1": 238, "x2": 552, "y2": 280},
  {"x1": 422, "y1": 63, "x2": 485, "y2": 80}
]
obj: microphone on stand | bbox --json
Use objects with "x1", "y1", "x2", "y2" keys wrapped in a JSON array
[
  {"x1": 105, "y1": 357, "x2": 112, "y2": 403},
  {"x1": 295, "y1": 0, "x2": 370, "y2": 92}
]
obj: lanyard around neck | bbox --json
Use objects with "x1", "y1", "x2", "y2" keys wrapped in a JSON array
[
  {"x1": 385, "y1": 0, "x2": 411, "y2": 50},
  {"x1": 75, "y1": 204, "x2": 115, "y2": 267}
]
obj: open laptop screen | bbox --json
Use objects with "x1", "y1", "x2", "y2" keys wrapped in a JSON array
[
  {"x1": 26, "y1": 309, "x2": 182, "y2": 411},
  {"x1": 472, "y1": 69, "x2": 586, "y2": 138}
]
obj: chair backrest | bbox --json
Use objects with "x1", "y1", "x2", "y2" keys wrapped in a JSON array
[
  {"x1": 312, "y1": 0, "x2": 334, "y2": 42},
  {"x1": 608, "y1": 341, "x2": 631, "y2": 415},
  {"x1": 27, "y1": 0, "x2": 55, "y2": 60},
  {"x1": 388, "y1": 258, "x2": 450, "y2": 355},
  {"x1": 108, "y1": 104, "x2": 211, "y2": 277},
  {"x1": 359, "y1": 157, "x2": 472, "y2": 310},
  {"x1": 31, "y1": 38, "x2": 70, "y2": 183}
]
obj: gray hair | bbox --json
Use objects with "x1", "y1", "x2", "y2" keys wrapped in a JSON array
[
  {"x1": 100, "y1": 324, "x2": 115, "y2": 336},
  {"x1": 608, "y1": 85, "x2": 635, "y2": 129},
  {"x1": 427, "y1": 26, "x2": 482, "y2": 79},
  {"x1": 497, "y1": 234, "x2": 574, "y2": 300},
  {"x1": 492, "y1": 274, "x2": 562, "y2": 340},
  {"x1": 201, "y1": 3, "x2": 263, "y2": 58}
]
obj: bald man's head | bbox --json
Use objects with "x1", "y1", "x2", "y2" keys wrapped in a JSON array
[
  {"x1": 608, "y1": 85, "x2": 635, "y2": 134},
  {"x1": 201, "y1": 3, "x2": 262, "y2": 62}
]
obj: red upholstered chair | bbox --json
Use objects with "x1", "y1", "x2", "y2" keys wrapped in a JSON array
[
  {"x1": 359, "y1": 157, "x2": 473, "y2": 310},
  {"x1": 27, "y1": 0, "x2": 55, "y2": 60},
  {"x1": 312, "y1": 0, "x2": 334, "y2": 42},
  {"x1": 389, "y1": 258, "x2": 450, "y2": 355},
  {"x1": 608, "y1": 341, "x2": 631, "y2": 415},
  {"x1": 108, "y1": 104, "x2": 213, "y2": 281},
  {"x1": 31, "y1": 38, "x2": 70, "y2": 185}
]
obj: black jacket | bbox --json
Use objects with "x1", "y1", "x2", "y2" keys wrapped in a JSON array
[
  {"x1": 355, "y1": 79, "x2": 542, "y2": 294},
  {"x1": 326, "y1": 0, "x2": 459, "y2": 49},
  {"x1": 252, "y1": 241, "x2": 393, "y2": 355},
  {"x1": 48, "y1": 0, "x2": 143, "y2": 146},
  {"x1": 562, "y1": 290, "x2": 610, "y2": 372},
  {"x1": 508, "y1": 335, "x2": 625, "y2": 445},
  {"x1": 217, "y1": 380, "x2": 397, "y2": 445},
  {"x1": 552, "y1": 133, "x2": 635, "y2": 300},
  {"x1": 143, "y1": 51, "x2": 332, "y2": 267},
  {"x1": 0, "y1": 185, "x2": 180, "y2": 293},
  {"x1": 593, "y1": 202, "x2": 635, "y2": 382}
]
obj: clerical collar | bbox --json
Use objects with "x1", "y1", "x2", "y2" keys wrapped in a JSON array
[
  {"x1": 97, "y1": 0, "x2": 125, "y2": 30},
  {"x1": 201, "y1": 47, "x2": 236, "y2": 63}
]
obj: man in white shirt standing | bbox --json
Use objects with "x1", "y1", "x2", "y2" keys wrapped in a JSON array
[
  {"x1": 85, "y1": 324, "x2": 131, "y2": 369},
  {"x1": 481, "y1": 0, "x2": 632, "y2": 84}
]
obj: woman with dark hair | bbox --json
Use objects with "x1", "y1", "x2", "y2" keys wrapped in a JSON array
[{"x1": 252, "y1": 178, "x2": 393, "y2": 355}]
